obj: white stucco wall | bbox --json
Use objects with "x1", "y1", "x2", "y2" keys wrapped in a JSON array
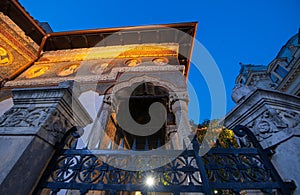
[
  {"x1": 77, "y1": 90, "x2": 103, "y2": 148},
  {"x1": 0, "y1": 98, "x2": 13, "y2": 117}
]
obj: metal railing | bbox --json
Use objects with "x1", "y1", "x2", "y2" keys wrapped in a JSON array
[{"x1": 35, "y1": 125, "x2": 296, "y2": 195}]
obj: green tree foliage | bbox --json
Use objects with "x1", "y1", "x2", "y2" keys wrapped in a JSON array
[{"x1": 193, "y1": 119, "x2": 238, "y2": 148}]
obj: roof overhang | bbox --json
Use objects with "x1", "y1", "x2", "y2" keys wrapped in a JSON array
[
  {"x1": 0, "y1": 0, "x2": 197, "y2": 78},
  {"x1": 0, "y1": 0, "x2": 46, "y2": 44},
  {"x1": 42, "y1": 22, "x2": 198, "y2": 77}
]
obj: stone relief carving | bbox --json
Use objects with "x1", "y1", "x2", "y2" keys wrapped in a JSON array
[
  {"x1": 275, "y1": 109, "x2": 300, "y2": 128},
  {"x1": 0, "y1": 106, "x2": 72, "y2": 141},
  {"x1": 0, "y1": 107, "x2": 50, "y2": 127},
  {"x1": 43, "y1": 110, "x2": 71, "y2": 140},
  {"x1": 112, "y1": 74, "x2": 181, "y2": 94},
  {"x1": 247, "y1": 107, "x2": 300, "y2": 141},
  {"x1": 248, "y1": 110, "x2": 281, "y2": 141},
  {"x1": 169, "y1": 91, "x2": 189, "y2": 103}
]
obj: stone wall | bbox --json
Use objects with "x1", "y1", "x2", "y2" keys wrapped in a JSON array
[{"x1": 225, "y1": 88, "x2": 300, "y2": 194}]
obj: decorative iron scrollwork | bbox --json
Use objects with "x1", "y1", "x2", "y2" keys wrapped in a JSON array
[{"x1": 35, "y1": 125, "x2": 295, "y2": 195}]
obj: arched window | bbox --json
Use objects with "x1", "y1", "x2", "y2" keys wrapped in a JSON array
[{"x1": 104, "y1": 82, "x2": 175, "y2": 150}]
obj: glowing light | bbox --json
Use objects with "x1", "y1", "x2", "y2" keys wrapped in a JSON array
[{"x1": 145, "y1": 176, "x2": 155, "y2": 187}]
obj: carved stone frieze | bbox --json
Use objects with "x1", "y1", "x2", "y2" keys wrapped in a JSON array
[
  {"x1": 5, "y1": 64, "x2": 185, "y2": 89},
  {"x1": 247, "y1": 107, "x2": 300, "y2": 142},
  {"x1": 0, "y1": 81, "x2": 92, "y2": 145},
  {"x1": 247, "y1": 109, "x2": 281, "y2": 141},
  {"x1": 0, "y1": 105, "x2": 74, "y2": 145},
  {"x1": 225, "y1": 88, "x2": 300, "y2": 149},
  {"x1": 275, "y1": 108, "x2": 300, "y2": 128},
  {"x1": 112, "y1": 73, "x2": 185, "y2": 95},
  {"x1": 0, "y1": 107, "x2": 49, "y2": 127}
]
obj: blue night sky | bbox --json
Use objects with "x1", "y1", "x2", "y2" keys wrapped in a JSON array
[{"x1": 19, "y1": 0, "x2": 300, "y2": 123}]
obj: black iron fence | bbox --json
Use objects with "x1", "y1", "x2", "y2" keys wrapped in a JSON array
[{"x1": 35, "y1": 126, "x2": 295, "y2": 195}]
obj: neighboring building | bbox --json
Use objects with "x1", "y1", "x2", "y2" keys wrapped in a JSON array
[
  {"x1": 269, "y1": 33, "x2": 300, "y2": 95},
  {"x1": 226, "y1": 32, "x2": 300, "y2": 194},
  {"x1": 232, "y1": 33, "x2": 300, "y2": 104}
]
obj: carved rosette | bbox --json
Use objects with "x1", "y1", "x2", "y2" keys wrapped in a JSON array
[{"x1": 246, "y1": 107, "x2": 300, "y2": 146}]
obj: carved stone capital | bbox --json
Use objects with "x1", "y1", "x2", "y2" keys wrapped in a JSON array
[
  {"x1": 103, "y1": 94, "x2": 112, "y2": 108},
  {"x1": 0, "y1": 81, "x2": 92, "y2": 193},
  {"x1": 169, "y1": 91, "x2": 189, "y2": 104},
  {"x1": 0, "y1": 81, "x2": 92, "y2": 145}
]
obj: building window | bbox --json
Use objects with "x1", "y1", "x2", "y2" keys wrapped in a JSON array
[
  {"x1": 274, "y1": 65, "x2": 288, "y2": 78},
  {"x1": 239, "y1": 78, "x2": 245, "y2": 84},
  {"x1": 270, "y1": 73, "x2": 279, "y2": 83}
]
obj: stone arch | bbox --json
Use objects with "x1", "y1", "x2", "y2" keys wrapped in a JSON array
[
  {"x1": 106, "y1": 74, "x2": 187, "y2": 98},
  {"x1": 88, "y1": 71, "x2": 190, "y2": 150}
]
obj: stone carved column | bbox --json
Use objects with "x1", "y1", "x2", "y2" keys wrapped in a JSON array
[
  {"x1": 0, "y1": 81, "x2": 92, "y2": 194},
  {"x1": 165, "y1": 125, "x2": 178, "y2": 149},
  {"x1": 170, "y1": 92, "x2": 192, "y2": 150},
  {"x1": 87, "y1": 94, "x2": 113, "y2": 149}
]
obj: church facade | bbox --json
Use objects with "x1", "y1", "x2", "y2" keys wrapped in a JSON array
[
  {"x1": 0, "y1": 1, "x2": 299, "y2": 194},
  {"x1": 0, "y1": 1, "x2": 196, "y2": 194}
]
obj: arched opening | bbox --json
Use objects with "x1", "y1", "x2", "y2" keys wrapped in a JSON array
[{"x1": 105, "y1": 82, "x2": 175, "y2": 150}]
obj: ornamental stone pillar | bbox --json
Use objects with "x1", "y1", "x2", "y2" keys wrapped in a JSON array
[
  {"x1": 224, "y1": 88, "x2": 300, "y2": 194},
  {"x1": 87, "y1": 94, "x2": 113, "y2": 149},
  {"x1": 170, "y1": 92, "x2": 193, "y2": 150},
  {"x1": 165, "y1": 125, "x2": 178, "y2": 149},
  {"x1": 0, "y1": 81, "x2": 92, "y2": 194}
]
